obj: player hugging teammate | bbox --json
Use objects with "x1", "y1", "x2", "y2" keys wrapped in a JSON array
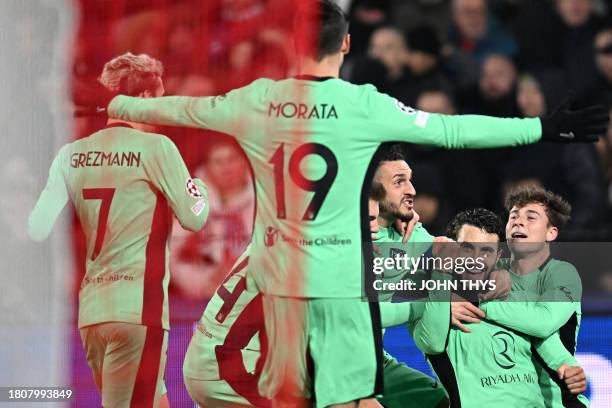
[{"x1": 49, "y1": 0, "x2": 610, "y2": 406}]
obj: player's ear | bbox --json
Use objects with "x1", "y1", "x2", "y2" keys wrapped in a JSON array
[
  {"x1": 341, "y1": 33, "x2": 350, "y2": 55},
  {"x1": 546, "y1": 226, "x2": 558, "y2": 242}
]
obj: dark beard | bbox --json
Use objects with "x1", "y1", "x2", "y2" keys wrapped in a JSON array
[{"x1": 379, "y1": 199, "x2": 413, "y2": 223}]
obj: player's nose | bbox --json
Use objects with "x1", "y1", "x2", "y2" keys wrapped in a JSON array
[{"x1": 404, "y1": 181, "x2": 416, "y2": 195}]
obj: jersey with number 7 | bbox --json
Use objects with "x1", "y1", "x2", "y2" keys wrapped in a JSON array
[
  {"x1": 28, "y1": 123, "x2": 209, "y2": 329},
  {"x1": 109, "y1": 76, "x2": 543, "y2": 298}
]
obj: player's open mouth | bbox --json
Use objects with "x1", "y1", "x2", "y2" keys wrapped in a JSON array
[
  {"x1": 511, "y1": 231, "x2": 528, "y2": 239},
  {"x1": 401, "y1": 198, "x2": 413, "y2": 207}
]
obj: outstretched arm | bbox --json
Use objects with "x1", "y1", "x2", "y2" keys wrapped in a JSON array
[
  {"x1": 108, "y1": 79, "x2": 268, "y2": 137},
  {"x1": 367, "y1": 89, "x2": 608, "y2": 147}
]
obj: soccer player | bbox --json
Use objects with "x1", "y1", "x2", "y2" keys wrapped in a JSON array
[
  {"x1": 413, "y1": 208, "x2": 586, "y2": 407},
  {"x1": 475, "y1": 186, "x2": 589, "y2": 407},
  {"x1": 29, "y1": 53, "x2": 210, "y2": 408},
  {"x1": 182, "y1": 243, "x2": 269, "y2": 408},
  {"x1": 369, "y1": 145, "x2": 449, "y2": 408},
  {"x1": 182, "y1": 189, "x2": 387, "y2": 408},
  {"x1": 99, "y1": 1, "x2": 607, "y2": 405}
]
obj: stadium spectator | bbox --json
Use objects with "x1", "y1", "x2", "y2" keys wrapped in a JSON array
[
  {"x1": 347, "y1": 0, "x2": 390, "y2": 57},
  {"x1": 348, "y1": 55, "x2": 389, "y2": 91},
  {"x1": 415, "y1": 89, "x2": 455, "y2": 115},
  {"x1": 505, "y1": 71, "x2": 608, "y2": 237},
  {"x1": 555, "y1": 0, "x2": 604, "y2": 104},
  {"x1": 586, "y1": 26, "x2": 612, "y2": 106},
  {"x1": 447, "y1": 0, "x2": 517, "y2": 90},
  {"x1": 170, "y1": 138, "x2": 254, "y2": 300},
  {"x1": 466, "y1": 53, "x2": 519, "y2": 117},
  {"x1": 389, "y1": 0, "x2": 451, "y2": 39},
  {"x1": 163, "y1": 22, "x2": 215, "y2": 96},
  {"x1": 412, "y1": 88, "x2": 488, "y2": 218},
  {"x1": 595, "y1": 105, "x2": 612, "y2": 207},
  {"x1": 368, "y1": 26, "x2": 409, "y2": 82},
  {"x1": 411, "y1": 161, "x2": 451, "y2": 236},
  {"x1": 400, "y1": 24, "x2": 453, "y2": 106},
  {"x1": 368, "y1": 26, "x2": 425, "y2": 102},
  {"x1": 367, "y1": 25, "x2": 451, "y2": 106}
]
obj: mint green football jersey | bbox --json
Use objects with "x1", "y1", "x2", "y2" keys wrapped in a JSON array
[
  {"x1": 29, "y1": 123, "x2": 209, "y2": 329},
  {"x1": 374, "y1": 223, "x2": 434, "y2": 301},
  {"x1": 481, "y1": 258, "x2": 588, "y2": 407},
  {"x1": 109, "y1": 77, "x2": 542, "y2": 298}
]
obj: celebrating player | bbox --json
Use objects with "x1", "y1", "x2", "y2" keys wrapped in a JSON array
[
  {"x1": 404, "y1": 208, "x2": 587, "y2": 407},
  {"x1": 97, "y1": 0, "x2": 608, "y2": 405},
  {"x1": 476, "y1": 186, "x2": 589, "y2": 407},
  {"x1": 29, "y1": 53, "x2": 210, "y2": 407}
]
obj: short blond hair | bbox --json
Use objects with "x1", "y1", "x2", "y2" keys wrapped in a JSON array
[{"x1": 98, "y1": 52, "x2": 163, "y2": 94}]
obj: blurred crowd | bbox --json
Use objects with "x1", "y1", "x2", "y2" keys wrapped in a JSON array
[{"x1": 71, "y1": 0, "x2": 612, "y2": 299}]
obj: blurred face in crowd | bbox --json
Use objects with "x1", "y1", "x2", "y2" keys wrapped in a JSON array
[
  {"x1": 369, "y1": 28, "x2": 408, "y2": 78},
  {"x1": 416, "y1": 91, "x2": 456, "y2": 114},
  {"x1": 479, "y1": 55, "x2": 516, "y2": 101},
  {"x1": 517, "y1": 77, "x2": 546, "y2": 117},
  {"x1": 506, "y1": 203, "x2": 557, "y2": 257},
  {"x1": 456, "y1": 224, "x2": 500, "y2": 280},
  {"x1": 406, "y1": 50, "x2": 437, "y2": 75},
  {"x1": 205, "y1": 143, "x2": 249, "y2": 194},
  {"x1": 452, "y1": 0, "x2": 487, "y2": 41},
  {"x1": 375, "y1": 160, "x2": 416, "y2": 222},
  {"x1": 595, "y1": 29, "x2": 612, "y2": 82},
  {"x1": 414, "y1": 194, "x2": 439, "y2": 226},
  {"x1": 230, "y1": 41, "x2": 255, "y2": 71},
  {"x1": 555, "y1": 0, "x2": 592, "y2": 27}
]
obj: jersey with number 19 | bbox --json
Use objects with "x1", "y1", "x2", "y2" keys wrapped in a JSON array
[{"x1": 109, "y1": 76, "x2": 543, "y2": 298}]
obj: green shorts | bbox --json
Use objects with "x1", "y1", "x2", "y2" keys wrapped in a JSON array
[
  {"x1": 80, "y1": 322, "x2": 168, "y2": 408},
  {"x1": 258, "y1": 296, "x2": 383, "y2": 407},
  {"x1": 378, "y1": 351, "x2": 448, "y2": 408}
]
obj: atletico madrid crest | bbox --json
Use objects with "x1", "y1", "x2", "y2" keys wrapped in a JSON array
[{"x1": 185, "y1": 178, "x2": 202, "y2": 198}]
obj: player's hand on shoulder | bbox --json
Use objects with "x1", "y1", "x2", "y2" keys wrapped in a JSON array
[
  {"x1": 395, "y1": 211, "x2": 420, "y2": 243},
  {"x1": 72, "y1": 78, "x2": 117, "y2": 117},
  {"x1": 557, "y1": 364, "x2": 587, "y2": 394},
  {"x1": 432, "y1": 236, "x2": 459, "y2": 272},
  {"x1": 451, "y1": 293, "x2": 485, "y2": 333},
  {"x1": 479, "y1": 269, "x2": 511, "y2": 301}
]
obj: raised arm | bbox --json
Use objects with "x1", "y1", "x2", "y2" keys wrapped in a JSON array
[{"x1": 28, "y1": 148, "x2": 69, "y2": 241}]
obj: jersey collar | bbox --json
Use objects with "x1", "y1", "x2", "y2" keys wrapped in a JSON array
[
  {"x1": 105, "y1": 122, "x2": 134, "y2": 129},
  {"x1": 294, "y1": 74, "x2": 334, "y2": 82},
  {"x1": 538, "y1": 255, "x2": 552, "y2": 271}
]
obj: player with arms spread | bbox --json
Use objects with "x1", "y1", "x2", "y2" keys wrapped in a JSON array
[
  {"x1": 99, "y1": 1, "x2": 607, "y2": 406},
  {"x1": 29, "y1": 53, "x2": 210, "y2": 408}
]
